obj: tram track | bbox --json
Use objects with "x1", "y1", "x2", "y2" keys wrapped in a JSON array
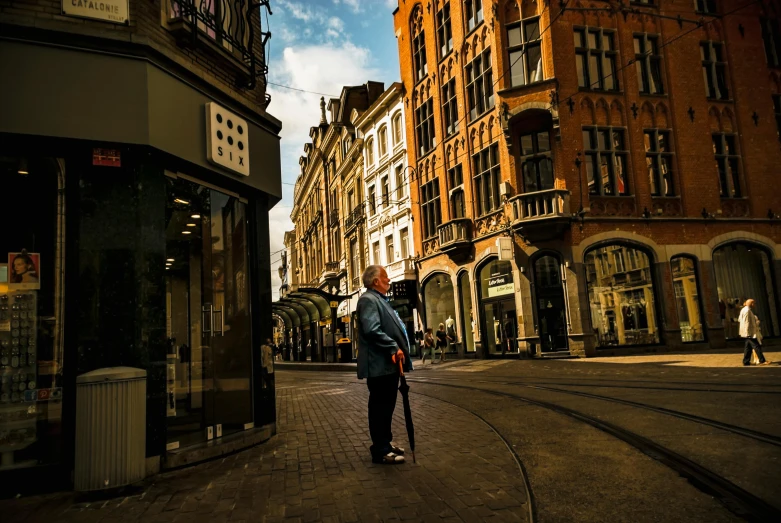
[{"x1": 285, "y1": 373, "x2": 781, "y2": 521}]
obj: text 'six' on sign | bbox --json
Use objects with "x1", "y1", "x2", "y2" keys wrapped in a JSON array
[{"x1": 93, "y1": 148, "x2": 121, "y2": 167}]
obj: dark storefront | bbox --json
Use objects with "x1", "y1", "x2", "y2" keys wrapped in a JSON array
[{"x1": 0, "y1": 39, "x2": 281, "y2": 493}]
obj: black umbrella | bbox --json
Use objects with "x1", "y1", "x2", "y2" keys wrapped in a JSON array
[{"x1": 398, "y1": 360, "x2": 416, "y2": 463}]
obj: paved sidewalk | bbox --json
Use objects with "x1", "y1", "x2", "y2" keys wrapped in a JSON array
[{"x1": 3, "y1": 375, "x2": 530, "y2": 523}]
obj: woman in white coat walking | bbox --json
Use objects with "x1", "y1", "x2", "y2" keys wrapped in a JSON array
[{"x1": 739, "y1": 299, "x2": 770, "y2": 366}]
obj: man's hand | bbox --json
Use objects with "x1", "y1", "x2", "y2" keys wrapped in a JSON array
[{"x1": 391, "y1": 349, "x2": 405, "y2": 365}]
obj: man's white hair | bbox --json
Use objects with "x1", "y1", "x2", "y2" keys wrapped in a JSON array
[{"x1": 362, "y1": 265, "x2": 385, "y2": 289}]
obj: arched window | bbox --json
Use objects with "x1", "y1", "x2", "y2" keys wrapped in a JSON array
[
  {"x1": 392, "y1": 112, "x2": 403, "y2": 145},
  {"x1": 670, "y1": 256, "x2": 705, "y2": 342},
  {"x1": 457, "y1": 271, "x2": 475, "y2": 352},
  {"x1": 713, "y1": 242, "x2": 779, "y2": 339},
  {"x1": 584, "y1": 244, "x2": 660, "y2": 346},
  {"x1": 366, "y1": 137, "x2": 374, "y2": 165},
  {"x1": 378, "y1": 126, "x2": 388, "y2": 157},
  {"x1": 423, "y1": 273, "x2": 455, "y2": 337}
]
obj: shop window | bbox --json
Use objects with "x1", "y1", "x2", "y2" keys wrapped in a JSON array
[
  {"x1": 575, "y1": 27, "x2": 619, "y2": 91},
  {"x1": 634, "y1": 34, "x2": 663, "y2": 95},
  {"x1": 478, "y1": 259, "x2": 517, "y2": 355},
  {"x1": 712, "y1": 133, "x2": 741, "y2": 198},
  {"x1": 644, "y1": 129, "x2": 674, "y2": 196},
  {"x1": 713, "y1": 243, "x2": 779, "y2": 339},
  {"x1": 583, "y1": 127, "x2": 629, "y2": 196},
  {"x1": 0, "y1": 156, "x2": 65, "y2": 469},
  {"x1": 472, "y1": 142, "x2": 501, "y2": 216},
  {"x1": 506, "y1": 16, "x2": 543, "y2": 88},
  {"x1": 762, "y1": 18, "x2": 781, "y2": 68},
  {"x1": 423, "y1": 274, "x2": 456, "y2": 340},
  {"x1": 442, "y1": 78, "x2": 459, "y2": 136},
  {"x1": 457, "y1": 272, "x2": 475, "y2": 352},
  {"x1": 519, "y1": 130, "x2": 553, "y2": 192},
  {"x1": 585, "y1": 244, "x2": 660, "y2": 346},
  {"x1": 466, "y1": 48, "x2": 495, "y2": 121},
  {"x1": 464, "y1": 0, "x2": 483, "y2": 33},
  {"x1": 701, "y1": 41, "x2": 729, "y2": 100},
  {"x1": 420, "y1": 178, "x2": 442, "y2": 239},
  {"x1": 670, "y1": 257, "x2": 705, "y2": 342}
]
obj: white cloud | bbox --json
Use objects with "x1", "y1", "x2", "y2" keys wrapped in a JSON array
[{"x1": 333, "y1": 0, "x2": 363, "y2": 13}]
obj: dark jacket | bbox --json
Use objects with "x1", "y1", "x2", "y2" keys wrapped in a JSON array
[{"x1": 357, "y1": 289, "x2": 412, "y2": 379}]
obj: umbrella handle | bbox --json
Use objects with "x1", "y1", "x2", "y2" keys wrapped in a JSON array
[{"x1": 398, "y1": 358, "x2": 404, "y2": 377}]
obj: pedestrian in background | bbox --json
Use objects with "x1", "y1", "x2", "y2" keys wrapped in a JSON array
[
  {"x1": 436, "y1": 323, "x2": 447, "y2": 363},
  {"x1": 356, "y1": 265, "x2": 412, "y2": 465},
  {"x1": 739, "y1": 299, "x2": 770, "y2": 366},
  {"x1": 422, "y1": 327, "x2": 434, "y2": 364}
]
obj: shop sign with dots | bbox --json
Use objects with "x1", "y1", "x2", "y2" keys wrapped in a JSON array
[{"x1": 205, "y1": 102, "x2": 250, "y2": 176}]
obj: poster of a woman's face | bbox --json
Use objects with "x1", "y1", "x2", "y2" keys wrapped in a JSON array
[{"x1": 8, "y1": 253, "x2": 40, "y2": 289}]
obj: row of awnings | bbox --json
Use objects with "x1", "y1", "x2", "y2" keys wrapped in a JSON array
[{"x1": 271, "y1": 287, "x2": 348, "y2": 330}]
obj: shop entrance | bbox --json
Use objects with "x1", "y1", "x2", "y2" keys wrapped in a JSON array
[
  {"x1": 478, "y1": 259, "x2": 518, "y2": 356},
  {"x1": 165, "y1": 176, "x2": 253, "y2": 449},
  {"x1": 533, "y1": 255, "x2": 569, "y2": 353}
]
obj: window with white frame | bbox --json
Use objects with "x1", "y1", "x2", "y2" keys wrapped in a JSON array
[
  {"x1": 506, "y1": 16, "x2": 543, "y2": 87},
  {"x1": 442, "y1": 78, "x2": 459, "y2": 136},
  {"x1": 466, "y1": 48, "x2": 494, "y2": 121},
  {"x1": 420, "y1": 178, "x2": 442, "y2": 239},
  {"x1": 464, "y1": 0, "x2": 483, "y2": 33},
  {"x1": 701, "y1": 41, "x2": 729, "y2": 100},
  {"x1": 381, "y1": 176, "x2": 390, "y2": 207},
  {"x1": 400, "y1": 228, "x2": 409, "y2": 259},
  {"x1": 366, "y1": 137, "x2": 375, "y2": 165},
  {"x1": 395, "y1": 164, "x2": 407, "y2": 200},
  {"x1": 415, "y1": 98, "x2": 436, "y2": 155},
  {"x1": 372, "y1": 241, "x2": 380, "y2": 264},
  {"x1": 392, "y1": 112, "x2": 403, "y2": 145},
  {"x1": 437, "y1": 2, "x2": 453, "y2": 58},
  {"x1": 378, "y1": 126, "x2": 388, "y2": 157},
  {"x1": 386, "y1": 235, "x2": 395, "y2": 264},
  {"x1": 368, "y1": 185, "x2": 377, "y2": 216}
]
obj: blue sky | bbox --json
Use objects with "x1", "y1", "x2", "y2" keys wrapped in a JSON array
[{"x1": 266, "y1": 0, "x2": 401, "y2": 297}]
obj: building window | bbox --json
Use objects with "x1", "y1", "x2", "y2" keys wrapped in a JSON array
[
  {"x1": 448, "y1": 164, "x2": 466, "y2": 219},
  {"x1": 670, "y1": 257, "x2": 705, "y2": 342},
  {"x1": 386, "y1": 235, "x2": 395, "y2": 263},
  {"x1": 368, "y1": 185, "x2": 377, "y2": 216},
  {"x1": 583, "y1": 127, "x2": 629, "y2": 196},
  {"x1": 415, "y1": 98, "x2": 436, "y2": 156},
  {"x1": 392, "y1": 112, "x2": 403, "y2": 145},
  {"x1": 701, "y1": 41, "x2": 729, "y2": 100},
  {"x1": 585, "y1": 244, "x2": 660, "y2": 347},
  {"x1": 395, "y1": 164, "x2": 407, "y2": 200},
  {"x1": 378, "y1": 126, "x2": 388, "y2": 158},
  {"x1": 519, "y1": 130, "x2": 553, "y2": 193},
  {"x1": 644, "y1": 129, "x2": 674, "y2": 196},
  {"x1": 466, "y1": 48, "x2": 494, "y2": 121},
  {"x1": 333, "y1": 228, "x2": 342, "y2": 259},
  {"x1": 712, "y1": 133, "x2": 741, "y2": 198},
  {"x1": 464, "y1": 0, "x2": 483, "y2": 33},
  {"x1": 472, "y1": 143, "x2": 501, "y2": 216},
  {"x1": 773, "y1": 95, "x2": 781, "y2": 141},
  {"x1": 381, "y1": 176, "x2": 390, "y2": 207},
  {"x1": 366, "y1": 137, "x2": 375, "y2": 165},
  {"x1": 437, "y1": 2, "x2": 453, "y2": 57},
  {"x1": 695, "y1": 0, "x2": 717, "y2": 14},
  {"x1": 400, "y1": 228, "x2": 409, "y2": 258},
  {"x1": 634, "y1": 34, "x2": 663, "y2": 94},
  {"x1": 420, "y1": 178, "x2": 442, "y2": 239},
  {"x1": 762, "y1": 18, "x2": 781, "y2": 68},
  {"x1": 350, "y1": 238, "x2": 360, "y2": 284},
  {"x1": 412, "y1": 25, "x2": 428, "y2": 82},
  {"x1": 506, "y1": 16, "x2": 543, "y2": 87},
  {"x1": 442, "y1": 78, "x2": 459, "y2": 136},
  {"x1": 372, "y1": 241, "x2": 380, "y2": 264},
  {"x1": 714, "y1": 243, "x2": 780, "y2": 339},
  {"x1": 575, "y1": 27, "x2": 618, "y2": 91}
]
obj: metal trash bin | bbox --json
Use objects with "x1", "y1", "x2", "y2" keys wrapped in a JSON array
[{"x1": 75, "y1": 367, "x2": 147, "y2": 491}]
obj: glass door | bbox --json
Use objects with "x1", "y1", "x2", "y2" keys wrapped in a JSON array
[
  {"x1": 165, "y1": 177, "x2": 252, "y2": 449},
  {"x1": 533, "y1": 256, "x2": 569, "y2": 353},
  {"x1": 482, "y1": 299, "x2": 517, "y2": 356}
]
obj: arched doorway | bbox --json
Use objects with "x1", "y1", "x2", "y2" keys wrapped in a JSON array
[
  {"x1": 532, "y1": 254, "x2": 568, "y2": 352},
  {"x1": 477, "y1": 259, "x2": 517, "y2": 356},
  {"x1": 670, "y1": 256, "x2": 706, "y2": 342},
  {"x1": 713, "y1": 242, "x2": 779, "y2": 339},
  {"x1": 584, "y1": 243, "x2": 660, "y2": 347},
  {"x1": 422, "y1": 273, "x2": 456, "y2": 355}
]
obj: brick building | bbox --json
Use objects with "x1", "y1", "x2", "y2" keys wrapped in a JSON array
[
  {"x1": 1, "y1": 0, "x2": 281, "y2": 491},
  {"x1": 393, "y1": 0, "x2": 781, "y2": 358}
]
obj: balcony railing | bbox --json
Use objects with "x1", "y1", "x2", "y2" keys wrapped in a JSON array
[
  {"x1": 169, "y1": 0, "x2": 271, "y2": 91},
  {"x1": 437, "y1": 218, "x2": 472, "y2": 252},
  {"x1": 325, "y1": 261, "x2": 341, "y2": 274},
  {"x1": 509, "y1": 189, "x2": 570, "y2": 222},
  {"x1": 352, "y1": 276, "x2": 362, "y2": 290},
  {"x1": 387, "y1": 258, "x2": 415, "y2": 276},
  {"x1": 344, "y1": 205, "x2": 365, "y2": 230}
]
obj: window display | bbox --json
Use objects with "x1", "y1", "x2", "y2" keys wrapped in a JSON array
[
  {"x1": 671, "y1": 257, "x2": 705, "y2": 342},
  {"x1": 585, "y1": 245, "x2": 659, "y2": 346},
  {"x1": 423, "y1": 274, "x2": 455, "y2": 346}
]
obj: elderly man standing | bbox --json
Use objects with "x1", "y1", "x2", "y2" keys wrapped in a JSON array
[
  {"x1": 357, "y1": 265, "x2": 412, "y2": 464},
  {"x1": 739, "y1": 299, "x2": 770, "y2": 366}
]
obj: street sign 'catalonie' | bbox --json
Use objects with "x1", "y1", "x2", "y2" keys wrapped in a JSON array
[{"x1": 62, "y1": 0, "x2": 128, "y2": 25}]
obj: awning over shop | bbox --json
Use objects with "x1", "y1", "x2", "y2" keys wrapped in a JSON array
[
  {"x1": 272, "y1": 287, "x2": 349, "y2": 331},
  {"x1": 272, "y1": 309, "x2": 293, "y2": 329}
]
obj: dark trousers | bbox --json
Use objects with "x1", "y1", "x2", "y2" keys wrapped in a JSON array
[
  {"x1": 743, "y1": 337, "x2": 766, "y2": 365},
  {"x1": 367, "y1": 372, "x2": 399, "y2": 457}
]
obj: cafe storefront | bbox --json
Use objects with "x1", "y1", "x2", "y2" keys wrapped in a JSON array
[{"x1": 0, "y1": 38, "x2": 281, "y2": 492}]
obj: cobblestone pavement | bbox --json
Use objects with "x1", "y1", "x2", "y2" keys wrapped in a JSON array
[{"x1": 2, "y1": 376, "x2": 531, "y2": 523}]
